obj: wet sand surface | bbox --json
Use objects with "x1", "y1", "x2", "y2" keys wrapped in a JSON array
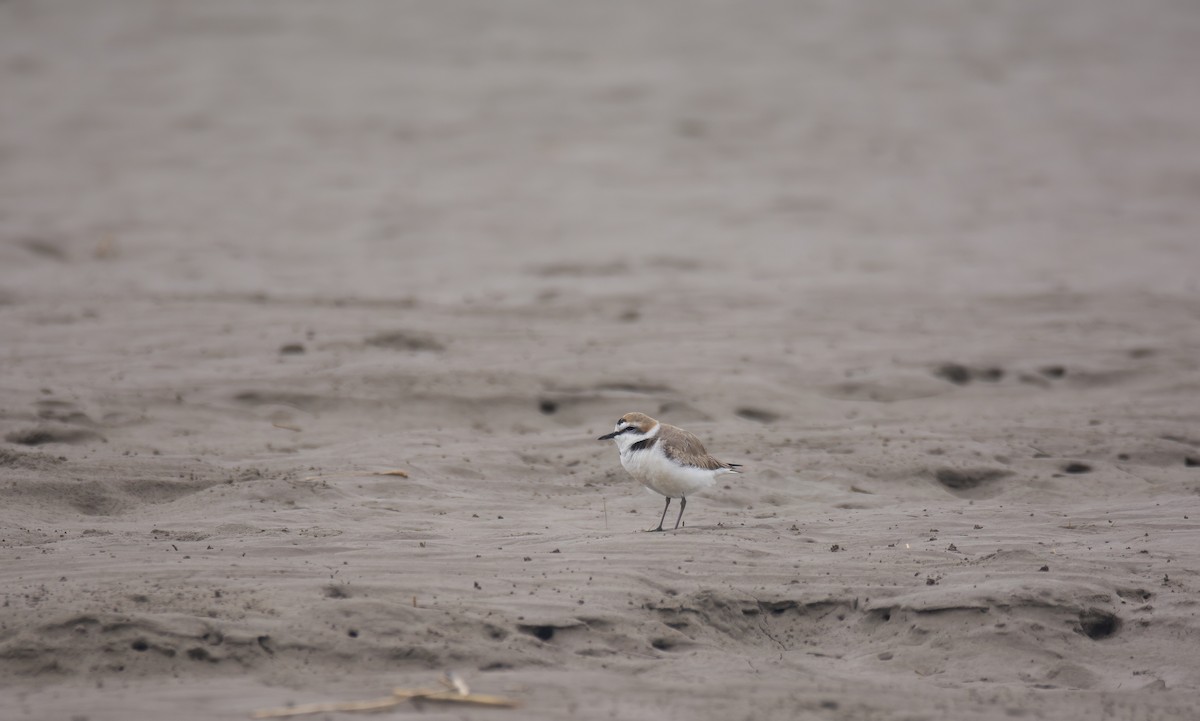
[{"x1": 3, "y1": 2, "x2": 1200, "y2": 719}]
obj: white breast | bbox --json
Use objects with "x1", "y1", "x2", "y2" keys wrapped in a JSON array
[{"x1": 620, "y1": 445, "x2": 721, "y2": 499}]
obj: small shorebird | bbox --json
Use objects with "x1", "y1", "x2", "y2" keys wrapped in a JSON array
[{"x1": 598, "y1": 412, "x2": 741, "y2": 532}]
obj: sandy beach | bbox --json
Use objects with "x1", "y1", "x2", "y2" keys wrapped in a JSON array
[{"x1": 3, "y1": 2, "x2": 1200, "y2": 719}]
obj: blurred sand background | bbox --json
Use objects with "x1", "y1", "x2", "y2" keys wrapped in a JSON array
[{"x1": 2, "y1": 1, "x2": 1200, "y2": 719}]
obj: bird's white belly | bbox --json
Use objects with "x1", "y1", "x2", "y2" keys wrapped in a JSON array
[{"x1": 620, "y1": 448, "x2": 719, "y2": 498}]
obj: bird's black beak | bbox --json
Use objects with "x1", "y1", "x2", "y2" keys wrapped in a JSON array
[{"x1": 598, "y1": 431, "x2": 618, "y2": 440}]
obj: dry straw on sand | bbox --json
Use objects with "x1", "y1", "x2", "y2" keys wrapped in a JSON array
[{"x1": 251, "y1": 673, "x2": 520, "y2": 718}]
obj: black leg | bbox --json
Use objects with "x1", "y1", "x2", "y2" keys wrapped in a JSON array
[
  {"x1": 673, "y1": 496, "x2": 687, "y2": 530},
  {"x1": 649, "y1": 497, "x2": 670, "y2": 532}
]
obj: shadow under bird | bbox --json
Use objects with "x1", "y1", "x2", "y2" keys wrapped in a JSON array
[{"x1": 598, "y1": 412, "x2": 742, "y2": 532}]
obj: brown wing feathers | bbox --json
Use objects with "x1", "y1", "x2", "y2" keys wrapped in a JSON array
[{"x1": 659, "y1": 423, "x2": 736, "y2": 471}]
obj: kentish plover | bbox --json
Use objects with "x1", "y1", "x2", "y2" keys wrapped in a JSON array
[{"x1": 598, "y1": 412, "x2": 741, "y2": 532}]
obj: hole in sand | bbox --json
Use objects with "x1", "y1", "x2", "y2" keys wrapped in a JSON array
[
  {"x1": 1062, "y1": 463, "x2": 1092, "y2": 474},
  {"x1": 186, "y1": 647, "x2": 213, "y2": 662},
  {"x1": 1079, "y1": 610, "x2": 1120, "y2": 640},
  {"x1": 934, "y1": 467, "x2": 1011, "y2": 491},
  {"x1": 5, "y1": 426, "x2": 103, "y2": 446},
  {"x1": 364, "y1": 330, "x2": 444, "y2": 352},
  {"x1": 518, "y1": 624, "x2": 556, "y2": 642},
  {"x1": 324, "y1": 584, "x2": 350, "y2": 599},
  {"x1": 933, "y1": 363, "x2": 972, "y2": 385},
  {"x1": 736, "y1": 408, "x2": 780, "y2": 424}
]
